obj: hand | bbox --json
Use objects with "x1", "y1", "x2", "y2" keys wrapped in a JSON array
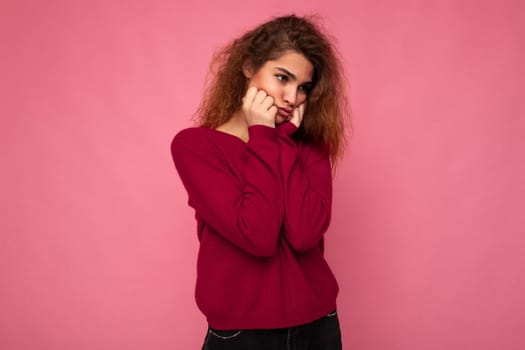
[
  {"x1": 242, "y1": 87, "x2": 277, "y2": 128},
  {"x1": 289, "y1": 103, "x2": 305, "y2": 128}
]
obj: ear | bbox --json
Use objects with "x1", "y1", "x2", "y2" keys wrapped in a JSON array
[{"x1": 242, "y1": 61, "x2": 254, "y2": 79}]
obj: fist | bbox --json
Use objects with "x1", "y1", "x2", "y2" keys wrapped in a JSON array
[
  {"x1": 289, "y1": 103, "x2": 305, "y2": 128},
  {"x1": 242, "y1": 87, "x2": 278, "y2": 128}
]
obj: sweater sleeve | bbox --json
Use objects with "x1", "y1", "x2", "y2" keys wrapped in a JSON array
[
  {"x1": 171, "y1": 126, "x2": 284, "y2": 257},
  {"x1": 276, "y1": 122, "x2": 332, "y2": 252}
]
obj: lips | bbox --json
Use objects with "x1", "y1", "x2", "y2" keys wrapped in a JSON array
[{"x1": 277, "y1": 108, "x2": 292, "y2": 119}]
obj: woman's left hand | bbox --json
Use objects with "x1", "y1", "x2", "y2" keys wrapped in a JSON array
[{"x1": 289, "y1": 103, "x2": 305, "y2": 128}]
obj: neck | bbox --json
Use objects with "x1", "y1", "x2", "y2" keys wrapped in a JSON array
[{"x1": 216, "y1": 110, "x2": 249, "y2": 142}]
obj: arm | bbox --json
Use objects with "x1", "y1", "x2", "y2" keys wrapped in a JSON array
[
  {"x1": 277, "y1": 122, "x2": 332, "y2": 252},
  {"x1": 171, "y1": 126, "x2": 284, "y2": 257}
]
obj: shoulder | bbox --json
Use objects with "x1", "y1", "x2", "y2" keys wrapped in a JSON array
[
  {"x1": 171, "y1": 126, "x2": 242, "y2": 164},
  {"x1": 172, "y1": 127, "x2": 210, "y2": 144},
  {"x1": 171, "y1": 127, "x2": 220, "y2": 151},
  {"x1": 170, "y1": 127, "x2": 214, "y2": 159},
  {"x1": 296, "y1": 140, "x2": 331, "y2": 167},
  {"x1": 171, "y1": 127, "x2": 244, "y2": 176},
  {"x1": 297, "y1": 139, "x2": 329, "y2": 157}
]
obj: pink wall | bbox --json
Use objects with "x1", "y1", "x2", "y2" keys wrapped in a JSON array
[{"x1": 1, "y1": 1, "x2": 523, "y2": 349}]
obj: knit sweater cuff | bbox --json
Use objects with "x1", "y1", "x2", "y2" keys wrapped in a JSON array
[
  {"x1": 248, "y1": 124, "x2": 278, "y2": 141},
  {"x1": 277, "y1": 121, "x2": 298, "y2": 137}
]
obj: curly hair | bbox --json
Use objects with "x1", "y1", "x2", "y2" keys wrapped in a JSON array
[{"x1": 195, "y1": 14, "x2": 351, "y2": 166}]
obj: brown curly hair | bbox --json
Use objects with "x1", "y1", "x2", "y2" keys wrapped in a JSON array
[{"x1": 195, "y1": 14, "x2": 351, "y2": 165}]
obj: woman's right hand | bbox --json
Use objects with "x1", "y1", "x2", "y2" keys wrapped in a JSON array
[{"x1": 242, "y1": 86, "x2": 277, "y2": 128}]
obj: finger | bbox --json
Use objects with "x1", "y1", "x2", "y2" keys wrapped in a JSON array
[
  {"x1": 290, "y1": 111, "x2": 300, "y2": 127},
  {"x1": 268, "y1": 105, "x2": 278, "y2": 117},
  {"x1": 246, "y1": 86, "x2": 258, "y2": 98},
  {"x1": 299, "y1": 103, "x2": 305, "y2": 114},
  {"x1": 290, "y1": 104, "x2": 304, "y2": 127},
  {"x1": 261, "y1": 95, "x2": 274, "y2": 110},
  {"x1": 253, "y1": 89, "x2": 268, "y2": 105},
  {"x1": 297, "y1": 103, "x2": 305, "y2": 120},
  {"x1": 243, "y1": 86, "x2": 258, "y2": 109}
]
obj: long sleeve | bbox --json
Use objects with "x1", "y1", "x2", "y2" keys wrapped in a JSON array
[
  {"x1": 171, "y1": 126, "x2": 284, "y2": 257},
  {"x1": 277, "y1": 122, "x2": 332, "y2": 252}
]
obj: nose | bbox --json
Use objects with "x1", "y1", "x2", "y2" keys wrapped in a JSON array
[{"x1": 283, "y1": 86, "x2": 297, "y2": 107}]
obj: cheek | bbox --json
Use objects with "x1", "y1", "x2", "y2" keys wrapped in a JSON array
[
  {"x1": 249, "y1": 77, "x2": 279, "y2": 97},
  {"x1": 298, "y1": 95, "x2": 308, "y2": 105}
]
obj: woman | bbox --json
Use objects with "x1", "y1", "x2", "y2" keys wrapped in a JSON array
[{"x1": 171, "y1": 14, "x2": 350, "y2": 350}]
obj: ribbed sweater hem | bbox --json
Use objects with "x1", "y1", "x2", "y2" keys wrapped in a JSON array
[{"x1": 205, "y1": 300, "x2": 337, "y2": 330}]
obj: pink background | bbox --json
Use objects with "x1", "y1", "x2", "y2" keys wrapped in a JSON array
[{"x1": 1, "y1": 0, "x2": 524, "y2": 349}]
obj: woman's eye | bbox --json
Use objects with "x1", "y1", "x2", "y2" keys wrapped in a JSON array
[
  {"x1": 298, "y1": 85, "x2": 311, "y2": 94},
  {"x1": 276, "y1": 74, "x2": 288, "y2": 82}
]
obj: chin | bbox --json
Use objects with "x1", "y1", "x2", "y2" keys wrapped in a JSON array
[{"x1": 275, "y1": 116, "x2": 287, "y2": 125}]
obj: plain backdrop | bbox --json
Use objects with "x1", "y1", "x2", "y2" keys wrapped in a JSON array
[{"x1": 1, "y1": 0, "x2": 524, "y2": 349}]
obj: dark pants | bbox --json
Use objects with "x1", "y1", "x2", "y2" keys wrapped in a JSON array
[{"x1": 202, "y1": 310, "x2": 342, "y2": 350}]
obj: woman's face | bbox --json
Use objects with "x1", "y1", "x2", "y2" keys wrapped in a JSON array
[{"x1": 245, "y1": 51, "x2": 314, "y2": 125}]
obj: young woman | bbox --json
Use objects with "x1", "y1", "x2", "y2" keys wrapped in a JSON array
[{"x1": 171, "y1": 14, "x2": 350, "y2": 350}]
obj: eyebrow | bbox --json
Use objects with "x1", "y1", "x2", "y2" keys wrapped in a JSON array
[{"x1": 275, "y1": 67, "x2": 312, "y2": 85}]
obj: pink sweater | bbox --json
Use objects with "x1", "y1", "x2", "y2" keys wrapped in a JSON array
[{"x1": 171, "y1": 122, "x2": 338, "y2": 330}]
